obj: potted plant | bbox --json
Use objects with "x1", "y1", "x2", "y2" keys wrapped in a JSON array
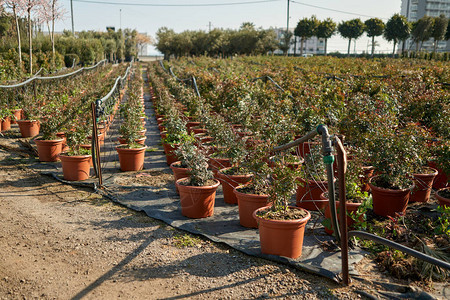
[
  {"x1": 161, "y1": 112, "x2": 191, "y2": 166},
  {"x1": 367, "y1": 128, "x2": 416, "y2": 217},
  {"x1": 34, "y1": 108, "x2": 65, "y2": 162},
  {"x1": 296, "y1": 144, "x2": 334, "y2": 211},
  {"x1": 175, "y1": 141, "x2": 220, "y2": 219},
  {"x1": 233, "y1": 143, "x2": 271, "y2": 228},
  {"x1": 253, "y1": 155, "x2": 311, "y2": 259},
  {"x1": 435, "y1": 188, "x2": 450, "y2": 208},
  {"x1": 0, "y1": 107, "x2": 12, "y2": 131},
  {"x1": 59, "y1": 127, "x2": 92, "y2": 181},
  {"x1": 16, "y1": 94, "x2": 41, "y2": 138}
]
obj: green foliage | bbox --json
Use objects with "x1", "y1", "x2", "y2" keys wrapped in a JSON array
[
  {"x1": 365, "y1": 18, "x2": 385, "y2": 37},
  {"x1": 411, "y1": 16, "x2": 434, "y2": 51},
  {"x1": 432, "y1": 14, "x2": 448, "y2": 51},
  {"x1": 174, "y1": 141, "x2": 212, "y2": 186},
  {"x1": 384, "y1": 14, "x2": 411, "y2": 54},
  {"x1": 435, "y1": 205, "x2": 450, "y2": 237}
]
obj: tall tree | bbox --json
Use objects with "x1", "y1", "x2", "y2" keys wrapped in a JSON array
[
  {"x1": 39, "y1": 0, "x2": 66, "y2": 68},
  {"x1": 279, "y1": 30, "x2": 292, "y2": 55},
  {"x1": 155, "y1": 27, "x2": 176, "y2": 60},
  {"x1": 135, "y1": 33, "x2": 153, "y2": 56},
  {"x1": 337, "y1": 18, "x2": 365, "y2": 56},
  {"x1": 364, "y1": 18, "x2": 384, "y2": 57},
  {"x1": 316, "y1": 18, "x2": 336, "y2": 56},
  {"x1": 3, "y1": 0, "x2": 23, "y2": 68},
  {"x1": 431, "y1": 14, "x2": 448, "y2": 52},
  {"x1": 21, "y1": 0, "x2": 42, "y2": 74},
  {"x1": 384, "y1": 14, "x2": 410, "y2": 57},
  {"x1": 410, "y1": 16, "x2": 434, "y2": 51},
  {"x1": 446, "y1": 19, "x2": 450, "y2": 41},
  {"x1": 294, "y1": 16, "x2": 319, "y2": 56}
]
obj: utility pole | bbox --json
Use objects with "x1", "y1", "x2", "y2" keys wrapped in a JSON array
[
  {"x1": 70, "y1": 0, "x2": 74, "y2": 35},
  {"x1": 286, "y1": 0, "x2": 290, "y2": 32},
  {"x1": 120, "y1": 9, "x2": 122, "y2": 30},
  {"x1": 209, "y1": 21, "x2": 212, "y2": 32}
]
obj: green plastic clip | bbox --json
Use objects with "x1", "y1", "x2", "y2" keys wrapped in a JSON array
[{"x1": 323, "y1": 155, "x2": 334, "y2": 165}]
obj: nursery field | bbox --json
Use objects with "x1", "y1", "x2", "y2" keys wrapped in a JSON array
[{"x1": 0, "y1": 56, "x2": 449, "y2": 299}]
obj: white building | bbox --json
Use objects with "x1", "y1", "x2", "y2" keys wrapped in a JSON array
[
  {"x1": 273, "y1": 28, "x2": 325, "y2": 55},
  {"x1": 401, "y1": 0, "x2": 450, "y2": 52}
]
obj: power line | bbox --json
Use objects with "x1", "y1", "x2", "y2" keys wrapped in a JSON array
[
  {"x1": 72, "y1": 0, "x2": 281, "y2": 7},
  {"x1": 290, "y1": 0, "x2": 388, "y2": 20}
]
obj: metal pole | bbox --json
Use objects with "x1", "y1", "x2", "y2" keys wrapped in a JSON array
[
  {"x1": 91, "y1": 102, "x2": 102, "y2": 186},
  {"x1": 120, "y1": 9, "x2": 122, "y2": 30},
  {"x1": 335, "y1": 136, "x2": 350, "y2": 285},
  {"x1": 70, "y1": 0, "x2": 74, "y2": 35},
  {"x1": 286, "y1": 0, "x2": 290, "y2": 32}
]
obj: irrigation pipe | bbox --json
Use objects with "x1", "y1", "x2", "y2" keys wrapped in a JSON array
[{"x1": 0, "y1": 59, "x2": 107, "y2": 88}]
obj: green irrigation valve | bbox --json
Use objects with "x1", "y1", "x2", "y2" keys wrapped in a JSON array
[
  {"x1": 323, "y1": 155, "x2": 334, "y2": 165},
  {"x1": 316, "y1": 124, "x2": 326, "y2": 134}
]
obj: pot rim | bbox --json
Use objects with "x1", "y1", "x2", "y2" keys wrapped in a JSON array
[
  {"x1": 369, "y1": 175, "x2": 413, "y2": 193},
  {"x1": 253, "y1": 205, "x2": 311, "y2": 224},
  {"x1": 175, "y1": 177, "x2": 220, "y2": 189}
]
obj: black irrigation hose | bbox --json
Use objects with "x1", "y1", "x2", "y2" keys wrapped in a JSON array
[
  {"x1": 252, "y1": 75, "x2": 295, "y2": 100},
  {"x1": 349, "y1": 231, "x2": 450, "y2": 271}
]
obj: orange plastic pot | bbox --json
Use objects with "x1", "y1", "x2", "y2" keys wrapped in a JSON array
[
  {"x1": 116, "y1": 145, "x2": 146, "y2": 171},
  {"x1": 11, "y1": 109, "x2": 22, "y2": 124},
  {"x1": 176, "y1": 178, "x2": 220, "y2": 219},
  {"x1": 369, "y1": 177, "x2": 411, "y2": 217},
  {"x1": 170, "y1": 161, "x2": 190, "y2": 194},
  {"x1": 17, "y1": 120, "x2": 40, "y2": 138},
  {"x1": 234, "y1": 185, "x2": 269, "y2": 228},
  {"x1": 296, "y1": 178, "x2": 331, "y2": 211},
  {"x1": 1, "y1": 117, "x2": 11, "y2": 131},
  {"x1": 118, "y1": 136, "x2": 147, "y2": 146},
  {"x1": 410, "y1": 167, "x2": 438, "y2": 203},
  {"x1": 435, "y1": 188, "x2": 450, "y2": 208},
  {"x1": 34, "y1": 138, "x2": 64, "y2": 162},
  {"x1": 216, "y1": 168, "x2": 252, "y2": 204},
  {"x1": 59, "y1": 153, "x2": 92, "y2": 181},
  {"x1": 253, "y1": 206, "x2": 311, "y2": 259},
  {"x1": 162, "y1": 143, "x2": 179, "y2": 166},
  {"x1": 321, "y1": 193, "x2": 362, "y2": 235},
  {"x1": 427, "y1": 161, "x2": 448, "y2": 190},
  {"x1": 209, "y1": 157, "x2": 231, "y2": 176}
]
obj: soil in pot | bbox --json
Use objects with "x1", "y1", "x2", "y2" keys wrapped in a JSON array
[
  {"x1": 176, "y1": 178, "x2": 220, "y2": 219},
  {"x1": 234, "y1": 184, "x2": 269, "y2": 228},
  {"x1": 35, "y1": 138, "x2": 64, "y2": 162},
  {"x1": 369, "y1": 176, "x2": 411, "y2": 218},
  {"x1": 253, "y1": 206, "x2": 311, "y2": 259},
  {"x1": 216, "y1": 167, "x2": 252, "y2": 205},
  {"x1": 59, "y1": 153, "x2": 92, "y2": 181},
  {"x1": 410, "y1": 167, "x2": 438, "y2": 203}
]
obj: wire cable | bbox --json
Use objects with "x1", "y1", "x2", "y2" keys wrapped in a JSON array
[{"x1": 73, "y1": 0, "x2": 281, "y2": 7}]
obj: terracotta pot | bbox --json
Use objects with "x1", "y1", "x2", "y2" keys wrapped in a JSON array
[
  {"x1": 59, "y1": 153, "x2": 92, "y2": 181},
  {"x1": 170, "y1": 161, "x2": 190, "y2": 194},
  {"x1": 369, "y1": 177, "x2": 411, "y2": 217},
  {"x1": 296, "y1": 178, "x2": 332, "y2": 210},
  {"x1": 427, "y1": 161, "x2": 449, "y2": 190},
  {"x1": 435, "y1": 188, "x2": 450, "y2": 208},
  {"x1": 118, "y1": 136, "x2": 147, "y2": 145},
  {"x1": 234, "y1": 185, "x2": 269, "y2": 228},
  {"x1": 186, "y1": 121, "x2": 201, "y2": 134},
  {"x1": 162, "y1": 143, "x2": 179, "y2": 166},
  {"x1": 253, "y1": 206, "x2": 311, "y2": 259},
  {"x1": 216, "y1": 168, "x2": 253, "y2": 205},
  {"x1": 192, "y1": 127, "x2": 208, "y2": 135},
  {"x1": 17, "y1": 120, "x2": 40, "y2": 138},
  {"x1": 321, "y1": 193, "x2": 362, "y2": 235},
  {"x1": 209, "y1": 157, "x2": 232, "y2": 176},
  {"x1": 176, "y1": 178, "x2": 220, "y2": 219},
  {"x1": 1, "y1": 117, "x2": 11, "y2": 131},
  {"x1": 34, "y1": 138, "x2": 64, "y2": 162},
  {"x1": 360, "y1": 166, "x2": 374, "y2": 192},
  {"x1": 116, "y1": 145, "x2": 147, "y2": 171},
  {"x1": 56, "y1": 132, "x2": 69, "y2": 152},
  {"x1": 80, "y1": 144, "x2": 93, "y2": 166},
  {"x1": 410, "y1": 167, "x2": 438, "y2": 203},
  {"x1": 11, "y1": 109, "x2": 22, "y2": 124}
]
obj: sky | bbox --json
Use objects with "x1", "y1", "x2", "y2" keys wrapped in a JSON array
[{"x1": 54, "y1": 0, "x2": 403, "y2": 55}]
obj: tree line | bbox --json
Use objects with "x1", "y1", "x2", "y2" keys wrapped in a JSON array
[{"x1": 156, "y1": 13, "x2": 449, "y2": 59}]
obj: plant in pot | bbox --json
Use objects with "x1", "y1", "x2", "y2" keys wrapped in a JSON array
[
  {"x1": 174, "y1": 140, "x2": 220, "y2": 219},
  {"x1": 59, "y1": 127, "x2": 92, "y2": 181},
  {"x1": 253, "y1": 155, "x2": 311, "y2": 259},
  {"x1": 16, "y1": 97, "x2": 41, "y2": 138},
  {"x1": 233, "y1": 142, "x2": 272, "y2": 228},
  {"x1": 321, "y1": 159, "x2": 373, "y2": 235},
  {"x1": 367, "y1": 127, "x2": 418, "y2": 217},
  {"x1": 428, "y1": 140, "x2": 449, "y2": 190},
  {"x1": 296, "y1": 144, "x2": 333, "y2": 211},
  {"x1": 116, "y1": 121, "x2": 147, "y2": 172},
  {"x1": 0, "y1": 107, "x2": 13, "y2": 131},
  {"x1": 161, "y1": 112, "x2": 190, "y2": 166},
  {"x1": 34, "y1": 108, "x2": 65, "y2": 162}
]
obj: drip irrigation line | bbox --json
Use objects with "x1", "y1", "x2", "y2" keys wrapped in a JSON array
[
  {"x1": 167, "y1": 66, "x2": 201, "y2": 98},
  {"x1": 0, "y1": 60, "x2": 107, "y2": 89},
  {"x1": 251, "y1": 75, "x2": 294, "y2": 100}
]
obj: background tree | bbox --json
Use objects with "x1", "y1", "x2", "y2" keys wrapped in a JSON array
[
  {"x1": 410, "y1": 16, "x2": 434, "y2": 51},
  {"x1": 294, "y1": 16, "x2": 319, "y2": 56},
  {"x1": 279, "y1": 30, "x2": 292, "y2": 55},
  {"x1": 39, "y1": 0, "x2": 65, "y2": 67},
  {"x1": 3, "y1": 0, "x2": 23, "y2": 68},
  {"x1": 384, "y1": 14, "x2": 410, "y2": 57},
  {"x1": 337, "y1": 18, "x2": 365, "y2": 56},
  {"x1": 316, "y1": 18, "x2": 336, "y2": 56},
  {"x1": 446, "y1": 19, "x2": 450, "y2": 41},
  {"x1": 431, "y1": 14, "x2": 448, "y2": 52},
  {"x1": 21, "y1": 0, "x2": 42, "y2": 73},
  {"x1": 135, "y1": 32, "x2": 152, "y2": 57},
  {"x1": 155, "y1": 27, "x2": 176, "y2": 60},
  {"x1": 364, "y1": 18, "x2": 384, "y2": 57}
]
